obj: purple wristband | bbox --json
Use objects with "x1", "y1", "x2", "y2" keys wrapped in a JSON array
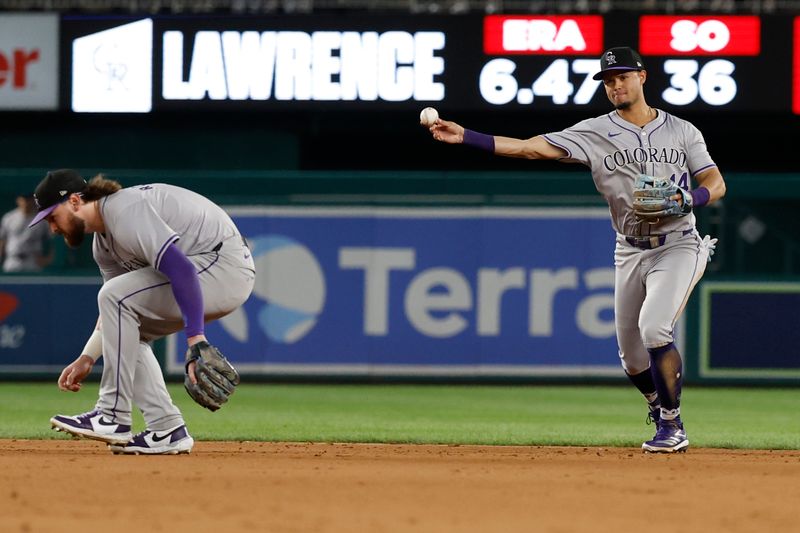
[
  {"x1": 690, "y1": 187, "x2": 711, "y2": 208},
  {"x1": 463, "y1": 129, "x2": 495, "y2": 152}
]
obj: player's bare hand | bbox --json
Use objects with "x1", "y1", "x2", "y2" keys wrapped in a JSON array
[
  {"x1": 430, "y1": 119, "x2": 465, "y2": 144},
  {"x1": 187, "y1": 360, "x2": 198, "y2": 385},
  {"x1": 57, "y1": 355, "x2": 94, "y2": 392},
  {"x1": 186, "y1": 334, "x2": 206, "y2": 385}
]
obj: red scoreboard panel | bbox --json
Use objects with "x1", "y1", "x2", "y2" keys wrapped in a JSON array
[
  {"x1": 639, "y1": 16, "x2": 760, "y2": 56},
  {"x1": 483, "y1": 15, "x2": 604, "y2": 55},
  {"x1": 794, "y1": 17, "x2": 800, "y2": 114}
]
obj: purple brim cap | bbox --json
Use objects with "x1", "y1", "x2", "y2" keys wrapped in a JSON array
[
  {"x1": 28, "y1": 203, "x2": 59, "y2": 228},
  {"x1": 592, "y1": 66, "x2": 640, "y2": 80}
]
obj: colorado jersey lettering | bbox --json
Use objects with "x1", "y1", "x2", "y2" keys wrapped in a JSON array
[{"x1": 543, "y1": 110, "x2": 716, "y2": 236}]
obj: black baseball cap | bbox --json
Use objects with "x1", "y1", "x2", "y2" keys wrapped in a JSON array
[
  {"x1": 28, "y1": 169, "x2": 88, "y2": 227},
  {"x1": 592, "y1": 47, "x2": 645, "y2": 80}
]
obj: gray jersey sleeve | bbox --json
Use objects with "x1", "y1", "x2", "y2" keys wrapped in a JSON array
[
  {"x1": 541, "y1": 118, "x2": 597, "y2": 167},
  {"x1": 683, "y1": 121, "x2": 716, "y2": 177}
]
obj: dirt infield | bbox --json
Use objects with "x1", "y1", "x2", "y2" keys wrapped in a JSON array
[{"x1": 1, "y1": 440, "x2": 798, "y2": 533}]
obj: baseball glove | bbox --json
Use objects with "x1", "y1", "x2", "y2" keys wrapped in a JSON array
[
  {"x1": 184, "y1": 341, "x2": 240, "y2": 412},
  {"x1": 632, "y1": 174, "x2": 692, "y2": 221}
]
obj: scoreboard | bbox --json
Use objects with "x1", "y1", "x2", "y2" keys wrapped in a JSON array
[
  {"x1": 476, "y1": 15, "x2": 764, "y2": 110},
  {"x1": 57, "y1": 13, "x2": 797, "y2": 114}
]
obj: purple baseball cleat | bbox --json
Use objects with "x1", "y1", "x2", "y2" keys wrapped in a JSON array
[
  {"x1": 642, "y1": 416, "x2": 689, "y2": 453},
  {"x1": 51, "y1": 409, "x2": 132, "y2": 445},
  {"x1": 108, "y1": 425, "x2": 194, "y2": 455}
]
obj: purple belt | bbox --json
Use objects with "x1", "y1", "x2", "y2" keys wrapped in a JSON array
[{"x1": 625, "y1": 229, "x2": 693, "y2": 250}]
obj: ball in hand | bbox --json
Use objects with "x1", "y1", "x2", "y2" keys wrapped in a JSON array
[{"x1": 419, "y1": 107, "x2": 439, "y2": 127}]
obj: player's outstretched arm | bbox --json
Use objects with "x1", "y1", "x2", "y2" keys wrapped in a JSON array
[
  {"x1": 429, "y1": 118, "x2": 565, "y2": 160},
  {"x1": 494, "y1": 135, "x2": 567, "y2": 160}
]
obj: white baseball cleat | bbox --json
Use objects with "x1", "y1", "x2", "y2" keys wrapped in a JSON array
[
  {"x1": 108, "y1": 425, "x2": 194, "y2": 455},
  {"x1": 51, "y1": 410, "x2": 132, "y2": 445}
]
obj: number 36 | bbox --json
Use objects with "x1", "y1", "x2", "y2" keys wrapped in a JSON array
[{"x1": 662, "y1": 59, "x2": 737, "y2": 106}]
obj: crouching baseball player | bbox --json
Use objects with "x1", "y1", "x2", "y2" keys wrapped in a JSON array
[{"x1": 29, "y1": 170, "x2": 255, "y2": 455}]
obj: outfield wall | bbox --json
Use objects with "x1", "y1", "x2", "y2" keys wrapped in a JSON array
[
  {"x1": 5, "y1": 204, "x2": 799, "y2": 385},
  {"x1": 1, "y1": 170, "x2": 798, "y2": 384}
]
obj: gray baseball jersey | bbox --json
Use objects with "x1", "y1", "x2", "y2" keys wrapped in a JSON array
[
  {"x1": 91, "y1": 184, "x2": 255, "y2": 429},
  {"x1": 0, "y1": 208, "x2": 50, "y2": 272},
  {"x1": 544, "y1": 109, "x2": 716, "y2": 237},
  {"x1": 543, "y1": 110, "x2": 713, "y2": 374},
  {"x1": 92, "y1": 184, "x2": 240, "y2": 279}
]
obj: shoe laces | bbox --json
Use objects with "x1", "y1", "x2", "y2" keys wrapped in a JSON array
[
  {"x1": 76, "y1": 410, "x2": 101, "y2": 422},
  {"x1": 646, "y1": 410, "x2": 660, "y2": 426}
]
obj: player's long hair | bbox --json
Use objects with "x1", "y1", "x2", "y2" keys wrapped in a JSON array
[{"x1": 81, "y1": 174, "x2": 123, "y2": 202}]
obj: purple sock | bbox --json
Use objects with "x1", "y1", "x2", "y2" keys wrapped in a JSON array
[
  {"x1": 625, "y1": 368, "x2": 659, "y2": 409},
  {"x1": 648, "y1": 343, "x2": 683, "y2": 411}
]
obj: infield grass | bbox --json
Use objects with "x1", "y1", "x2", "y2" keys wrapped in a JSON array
[{"x1": 0, "y1": 383, "x2": 797, "y2": 449}]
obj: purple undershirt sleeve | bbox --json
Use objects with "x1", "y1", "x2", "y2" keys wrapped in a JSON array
[{"x1": 158, "y1": 243, "x2": 204, "y2": 337}]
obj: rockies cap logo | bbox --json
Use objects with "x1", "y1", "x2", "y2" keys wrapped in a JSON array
[{"x1": 606, "y1": 52, "x2": 617, "y2": 65}]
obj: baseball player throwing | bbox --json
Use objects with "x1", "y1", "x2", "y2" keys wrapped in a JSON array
[
  {"x1": 428, "y1": 47, "x2": 726, "y2": 453},
  {"x1": 29, "y1": 170, "x2": 255, "y2": 454}
]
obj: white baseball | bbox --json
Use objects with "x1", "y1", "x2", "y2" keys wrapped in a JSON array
[{"x1": 419, "y1": 107, "x2": 439, "y2": 127}]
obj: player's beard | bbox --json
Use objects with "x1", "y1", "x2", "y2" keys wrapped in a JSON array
[
  {"x1": 615, "y1": 101, "x2": 632, "y2": 110},
  {"x1": 60, "y1": 212, "x2": 86, "y2": 248}
]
